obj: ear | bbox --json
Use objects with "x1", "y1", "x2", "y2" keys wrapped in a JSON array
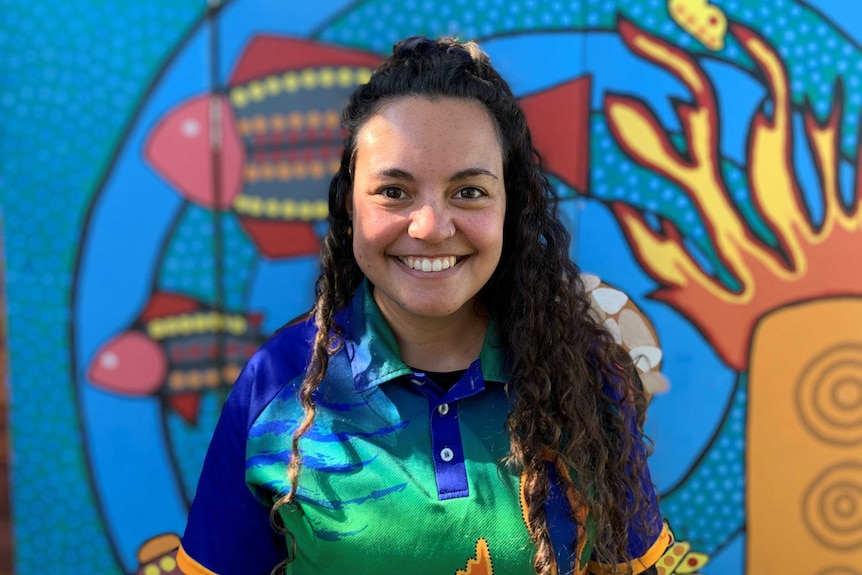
[{"x1": 345, "y1": 190, "x2": 353, "y2": 219}]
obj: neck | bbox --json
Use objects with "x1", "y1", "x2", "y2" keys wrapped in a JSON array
[{"x1": 374, "y1": 294, "x2": 489, "y2": 373}]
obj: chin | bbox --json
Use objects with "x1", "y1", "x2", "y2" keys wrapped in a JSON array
[
  {"x1": 397, "y1": 298, "x2": 465, "y2": 318},
  {"x1": 404, "y1": 305, "x2": 460, "y2": 318}
]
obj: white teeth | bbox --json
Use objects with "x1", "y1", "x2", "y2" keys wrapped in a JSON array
[{"x1": 399, "y1": 256, "x2": 457, "y2": 272}]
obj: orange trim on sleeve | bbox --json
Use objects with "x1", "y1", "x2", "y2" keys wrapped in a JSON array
[
  {"x1": 177, "y1": 545, "x2": 221, "y2": 575},
  {"x1": 587, "y1": 521, "x2": 673, "y2": 575}
]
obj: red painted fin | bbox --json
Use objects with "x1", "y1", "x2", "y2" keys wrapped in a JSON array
[
  {"x1": 246, "y1": 312, "x2": 264, "y2": 330},
  {"x1": 521, "y1": 75, "x2": 592, "y2": 194},
  {"x1": 168, "y1": 392, "x2": 201, "y2": 425},
  {"x1": 140, "y1": 293, "x2": 202, "y2": 322},
  {"x1": 230, "y1": 37, "x2": 383, "y2": 86},
  {"x1": 240, "y1": 218, "x2": 321, "y2": 258}
]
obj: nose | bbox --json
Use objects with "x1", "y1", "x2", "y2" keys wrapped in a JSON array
[{"x1": 408, "y1": 201, "x2": 455, "y2": 242}]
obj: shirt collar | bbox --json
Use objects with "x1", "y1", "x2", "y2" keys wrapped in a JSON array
[{"x1": 340, "y1": 280, "x2": 509, "y2": 393}]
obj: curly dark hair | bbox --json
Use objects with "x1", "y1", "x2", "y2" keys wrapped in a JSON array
[{"x1": 272, "y1": 36, "x2": 658, "y2": 575}]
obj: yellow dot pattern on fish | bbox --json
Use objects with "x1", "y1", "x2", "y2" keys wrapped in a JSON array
[
  {"x1": 237, "y1": 110, "x2": 342, "y2": 136},
  {"x1": 230, "y1": 67, "x2": 373, "y2": 108},
  {"x1": 168, "y1": 365, "x2": 242, "y2": 391},
  {"x1": 234, "y1": 194, "x2": 330, "y2": 222},
  {"x1": 146, "y1": 312, "x2": 248, "y2": 340},
  {"x1": 242, "y1": 159, "x2": 341, "y2": 184}
]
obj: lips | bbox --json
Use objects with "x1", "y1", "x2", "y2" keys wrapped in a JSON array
[{"x1": 397, "y1": 255, "x2": 459, "y2": 272}]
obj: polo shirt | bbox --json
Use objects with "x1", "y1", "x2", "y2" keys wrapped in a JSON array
[{"x1": 178, "y1": 281, "x2": 671, "y2": 575}]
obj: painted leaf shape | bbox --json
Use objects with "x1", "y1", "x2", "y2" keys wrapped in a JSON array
[
  {"x1": 592, "y1": 287, "x2": 629, "y2": 314},
  {"x1": 630, "y1": 345, "x2": 663, "y2": 370},
  {"x1": 618, "y1": 307, "x2": 657, "y2": 348}
]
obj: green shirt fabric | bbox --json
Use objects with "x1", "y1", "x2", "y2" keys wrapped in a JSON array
[{"x1": 178, "y1": 281, "x2": 668, "y2": 575}]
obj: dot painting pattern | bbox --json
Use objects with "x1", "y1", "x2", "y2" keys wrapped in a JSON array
[
  {"x1": 2, "y1": 0, "x2": 860, "y2": 573},
  {"x1": 159, "y1": 207, "x2": 257, "y2": 310},
  {"x1": 0, "y1": 1, "x2": 206, "y2": 573},
  {"x1": 660, "y1": 373, "x2": 748, "y2": 553},
  {"x1": 318, "y1": 0, "x2": 861, "y2": 157}
]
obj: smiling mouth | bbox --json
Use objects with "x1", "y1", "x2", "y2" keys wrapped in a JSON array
[{"x1": 397, "y1": 256, "x2": 460, "y2": 272}]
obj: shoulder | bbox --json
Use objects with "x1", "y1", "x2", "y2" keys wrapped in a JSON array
[
  {"x1": 252, "y1": 314, "x2": 318, "y2": 381},
  {"x1": 224, "y1": 315, "x2": 318, "y2": 433}
]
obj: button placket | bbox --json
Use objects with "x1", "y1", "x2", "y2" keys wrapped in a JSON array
[{"x1": 427, "y1": 398, "x2": 468, "y2": 500}]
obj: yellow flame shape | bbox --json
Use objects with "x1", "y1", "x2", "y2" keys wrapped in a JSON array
[{"x1": 604, "y1": 19, "x2": 862, "y2": 370}]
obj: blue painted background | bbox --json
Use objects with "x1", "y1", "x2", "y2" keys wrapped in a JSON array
[{"x1": 2, "y1": 1, "x2": 859, "y2": 573}]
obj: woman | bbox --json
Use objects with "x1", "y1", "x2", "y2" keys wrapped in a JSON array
[{"x1": 178, "y1": 37, "x2": 672, "y2": 575}]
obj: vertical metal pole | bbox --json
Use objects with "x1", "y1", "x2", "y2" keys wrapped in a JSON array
[{"x1": 207, "y1": 0, "x2": 227, "y2": 390}]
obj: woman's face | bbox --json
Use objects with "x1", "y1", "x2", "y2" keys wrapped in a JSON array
[{"x1": 349, "y1": 96, "x2": 506, "y2": 327}]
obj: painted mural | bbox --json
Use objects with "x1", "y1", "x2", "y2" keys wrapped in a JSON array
[{"x1": 2, "y1": 0, "x2": 860, "y2": 573}]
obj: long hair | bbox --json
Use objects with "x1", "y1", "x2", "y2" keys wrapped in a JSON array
[{"x1": 271, "y1": 36, "x2": 656, "y2": 575}]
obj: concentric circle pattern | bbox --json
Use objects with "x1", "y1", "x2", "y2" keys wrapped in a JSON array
[
  {"x1": 803, "y1": 462, "x2": 862, "y2": 550},
  {"x1": 797, "y1": 344, "x2": 862, "y2": 445}
]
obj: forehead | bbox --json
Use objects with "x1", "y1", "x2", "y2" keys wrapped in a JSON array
[{"x1": 353, "y1": 96, "x2": 503, "y2": 173}]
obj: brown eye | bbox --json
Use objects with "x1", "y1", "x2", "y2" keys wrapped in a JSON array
[
  {"x1": 457, "y1": 186, "x2": 485, "y2": 199},
  {"x1": 381, "y1": 187, "x2": 407, "y2": 199}
]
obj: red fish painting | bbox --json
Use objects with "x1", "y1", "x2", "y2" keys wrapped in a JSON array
[
  {"x1": 87, "y1": 292, "x2": 264, "y2": 424},
  {"x1": 145, "y1": 37, "x2": 383, "y2": 259}
]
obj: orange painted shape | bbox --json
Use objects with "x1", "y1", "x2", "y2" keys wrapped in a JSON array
[
  {"x1": 747, "y1": 298, "x2": 862, "y2": 573},
  {"x1": 455, "y1": 538, "x2": 493, "y2": 575}
]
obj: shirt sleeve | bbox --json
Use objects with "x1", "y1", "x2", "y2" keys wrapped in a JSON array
[
  {"x1": 585, "y1": 458, "x2": 673, "y2": 574},
  {"x1": 587, "y1": 372, "x2": 674, "y2": 574},
  {"x1": 178, "y1": 360, "x2": 287, "y2": 575}
]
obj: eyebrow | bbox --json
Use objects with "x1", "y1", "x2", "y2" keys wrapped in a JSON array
[{"x1": 374, "y1": 167, "x2": 499, "y2": 182}]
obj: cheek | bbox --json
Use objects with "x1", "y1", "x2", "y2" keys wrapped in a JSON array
[
  {"x1": 352, "y1": 216, "x2": 399, "y2": 263},
  {"x1": 355, "y1": 219, "x2": 392, "y2": 247},
  {"x1": 356, "y1": 208, "x2": 406, "y2": 239},
  {"x1": 469, "y1": 213, "x2": 505, "y2": 251}
]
